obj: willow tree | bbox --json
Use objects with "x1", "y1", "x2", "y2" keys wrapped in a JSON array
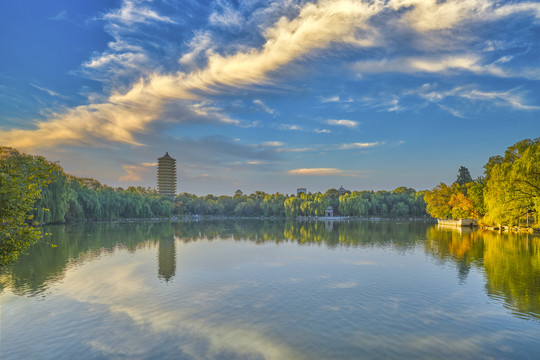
[
  {"x1": 260, "y1": 193, "x2": 286, "y2": 216},
  {"x1": 0, "y1": 148, "x2": 51, "y2": 265},
  {"x1": 484, "y1": 138, "x2": 540, "y2": 226},
  {"x1": 33, "y1": 164, "x2": 70, "y2": 224}
]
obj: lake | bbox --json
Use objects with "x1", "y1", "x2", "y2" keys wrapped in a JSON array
[{"x1": 1, "y1": 220, "x2": 539, "y2": 359}]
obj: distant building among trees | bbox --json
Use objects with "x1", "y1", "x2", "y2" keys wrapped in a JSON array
[
  {"x1": 325, "y1": 206, "x2": 334, "y2": 217},
  {"x1": 157, "y1": 152, "x2": 177, "y2": 198}
]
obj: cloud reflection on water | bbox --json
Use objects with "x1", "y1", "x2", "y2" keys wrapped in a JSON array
[{"x1": 56, "y1": 248, "x2": 307, "y2": 360}]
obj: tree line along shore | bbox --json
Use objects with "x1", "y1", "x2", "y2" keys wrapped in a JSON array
[{"x1": 1, "y1": 138, "x2": 538, "y2": 264}]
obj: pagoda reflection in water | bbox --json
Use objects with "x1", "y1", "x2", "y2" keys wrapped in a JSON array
[{"x1": 158, "y1": 236, "x2": 177, "y2": 283}]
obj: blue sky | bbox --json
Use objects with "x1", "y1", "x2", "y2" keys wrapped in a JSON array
[{"x1": 1, "y1": 0, "x2": 539, "y2": 196}]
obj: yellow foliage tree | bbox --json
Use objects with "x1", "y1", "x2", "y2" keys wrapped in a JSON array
[{"x1": 483, "y1": 138, "x2": 540, "y2": 226}]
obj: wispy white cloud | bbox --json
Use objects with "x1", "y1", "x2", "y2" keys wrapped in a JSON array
[
  {"x1": 339, "y1": 141, "x2": 382, "y2": 150},
  {"x1": 320, "y1": 95, "x2": 353, "y2": 103},
  {"x1": 288, "y1": 168, "x2": 347, "y2": 176},
  {"x1": 275, "y1": 124, "x2": 334, "y2": 133},
  {"x1": 287, "y1": 167, "x2": 365, "y2": 176},
  {"x1": 84, "y1": 52, "x2": 149, "y2": 72},
  {"x1": 179, "y1": 31, "x2": 214, "y2": 66},
  {"x1": 364, "y1": 80, "x2": 540, "y2": 117},
  {"x1": 189, "y1": 102, "x2": 241, "y2": 125},
  {"x1": 494, "y1": 55, "x2": 513, "y2": 64},
  {"x1": 354, "y1": 55, "x2": 507, "y2": 77},
  {"x1": 437, "y1": 104, "x2": 466, "y2": 118},
  {"x1": 412, "y1": 83, "x2": 540, "y2": 113},
  {"x1": 326, "y1": 119, "x2": 359, "y2": 128},
  {"x1": 493, "y1": 2, "x2": 540, "y2": 20},
  {"x1": 233, "y1": 160, "x2": 268, "y2": 166},
  {"x1": 209, "y1": 0, "x2": 243, "y2": 28},
  {"x1": 260, "y1": 141, "x2": 285, "y2": 147},
  {"x1": 389, "y1": 0, "x2": 540, "y2": 34},
  {"x1": 389, "y1": 0, "x2": 490, "y2": 32},
  {"x1": 276, "y1": 147, "x2": 315, "y2": 153},
  {"x1": 119, "y1": 165, "x2": 141, "y2": 182},
  {"x1": 253, "y1": 99, "x2": 276, "y2": 114},
  {"x1": 460, "y1": 89, "x2": 540, "y2": 110},
  {"x1": 357, "y1": 95, "x2": 403, "y2": 113},
  {"x1": 49, "y1": 10, "x2": 68, "y2": 21},
  {"x1": 30, "y1": 84, "x2": 62, "y2": 97},
  {"x1": 279, "y1": 124, "x2": 302, "y2": 131},
  {"x1": 103, "y1": 0, "x2": 175, "y2": 25},
  {"x1": 320, "y1": 95, "x2": 340, "y2": 103},
  {"x1": 384, "y1": 98, "x2": 401, "y2": 112},
  {"x1": 118, "y1": 163, "x2": 154, "y2": 182},
  {"x1": 81, "y1": 1, "x2": 175, "y2": 86}
]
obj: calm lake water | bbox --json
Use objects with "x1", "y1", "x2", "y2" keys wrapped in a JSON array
[{"x1": 1, "y1": 220, "x2": 539, "y2": 359}]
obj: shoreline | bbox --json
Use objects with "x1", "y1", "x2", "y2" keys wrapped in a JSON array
[
  {"x1": 479, "y1": 225, "x2": 540, "y2": 234},
  {"x1": 41, "y1": 216, "x2": 537, "y2": 233},
  {"x1": 437, "y1": 218, "x2": 540, "y2": 234},
  {"x1": 41, "y1": 215, "x2": 437, "y2": 225}
]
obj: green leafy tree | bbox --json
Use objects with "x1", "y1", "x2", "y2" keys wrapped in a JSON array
[
  {"x1": 425, "y1": 166, "x2": 485, "y2": 220},
  {"x1": 325, "y1": 188, "x2": 340, "y2": 215},
  {"x1": 33, "y1": 165, "x2": 71, "y2": 224},
  {"x1": 483, "y1": 138, "x2": 540, "y2": 226},
  {"x1": 424, "y1": 183, "x2": 454, "y2": 219},
  {"x1": 0, "y1": 148, "x2": 51, "y2": 265},
  {"x1": 456, "y1": 166, "x2": 473, "y2": 186},
  {"x1": 234, "y1": 198, "x2": 258, "y2": 216},
  {"x1": 284, "y1": 196, "x2": 302, "y2": 217},
  {"x1": 260, "y1": 193, "x2": 286, "y2": 216}
]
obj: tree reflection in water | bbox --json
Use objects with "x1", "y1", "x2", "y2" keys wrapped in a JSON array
[
  {"x1": 2, "y1": 219, "x2": 538, "y2": 321},
  {"x1": 426, "y1": 226, "x2": 540, "y2": 320}
]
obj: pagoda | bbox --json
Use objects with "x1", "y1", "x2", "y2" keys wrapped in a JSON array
[{"x1": 157, "y1": 152, "x2": 177, "y2": 198}]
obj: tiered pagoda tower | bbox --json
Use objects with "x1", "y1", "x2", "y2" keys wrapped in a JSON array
[{"x1": 157, "y1": 152, "x2": 177, "y2": 198}]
